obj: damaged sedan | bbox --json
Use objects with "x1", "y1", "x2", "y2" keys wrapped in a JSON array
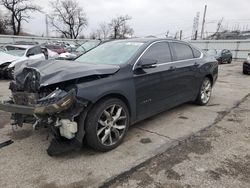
[{"x1": 0, "y1": 38, "x2": 218, "y2": 155}]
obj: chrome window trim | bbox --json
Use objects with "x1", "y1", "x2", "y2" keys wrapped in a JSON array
[{"x1": 132, "y1": 40, "x2": 204, "y2": 70}]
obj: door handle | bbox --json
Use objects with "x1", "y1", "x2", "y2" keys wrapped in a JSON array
[
  {"x1": 169, "y1": 66, "x2": 176, "y2": 71},
  {"x1": 194, "y1": 62, "x2": 199, "y2": 67}
]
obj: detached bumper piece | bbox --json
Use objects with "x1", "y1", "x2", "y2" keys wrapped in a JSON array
[{"x1": 0, "y1": 89, "x2": 76, "y2": 115}]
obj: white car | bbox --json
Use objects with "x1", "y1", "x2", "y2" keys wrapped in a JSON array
[
  {"x1": 0, "y1": 45, "x2": 49, "y2": 78},
  {"x1": 5, "y1": 45, "x2": 46, "y2": 68}
]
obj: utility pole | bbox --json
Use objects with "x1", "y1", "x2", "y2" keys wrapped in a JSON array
[
  {"x1": 200, "y1": 5, "x2": 207, "y2": 39},
  {"x1": 195, "y1": 30, "x2": 198, "y2": 40},
  {"x1": 165, "y1": 30, "x2": 169, "y2": 38},
  {"x1": 45, "y1": 14, "x2": 49, "y2": 37},
  {"x1": 180, "y1": 30, "x2": 182, "y2": 40}
]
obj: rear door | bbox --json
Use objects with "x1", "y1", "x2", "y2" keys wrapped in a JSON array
[{"x1": 169, "y1": 42, "x2": 200, "y2": 101}]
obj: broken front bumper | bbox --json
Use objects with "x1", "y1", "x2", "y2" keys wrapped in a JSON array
[{"x1": 0, "y1": 89, "x2": 76, "y2": 115}]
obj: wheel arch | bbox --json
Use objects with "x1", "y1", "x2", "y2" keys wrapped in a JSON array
[
  {"x1": 94, "y1": 93, "x2": 132, "y2": 117},
  {"x1": 205, "y1": 74, "x2": 214, "y2": 86}
]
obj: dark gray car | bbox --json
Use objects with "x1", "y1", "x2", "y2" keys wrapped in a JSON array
[
  {"x1": 0, "y1": 38, "x2": 218, "y2": 155},
  {"x1": 207, "y1": 49, "x2": 232, "y2": 64}
]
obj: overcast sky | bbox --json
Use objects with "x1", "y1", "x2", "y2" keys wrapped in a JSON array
[{"x1": 12, "y1": 0, "x2": 250, "y2": 38}]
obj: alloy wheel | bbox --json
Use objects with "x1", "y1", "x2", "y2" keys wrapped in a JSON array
[
  {"x1": 200, "y1": 79, "x2": 212, "y2": 104},
  {"x1": 96, "y1": 104, "x2": 127, "y2": 146}
]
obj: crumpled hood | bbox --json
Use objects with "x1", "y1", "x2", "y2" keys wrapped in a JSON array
[
  {"x1": 14, "y1": 59, "x2": 120, "y2": 87},
  {"x1": 0, "y1": 52, "x2": 18, "y2": 65}
]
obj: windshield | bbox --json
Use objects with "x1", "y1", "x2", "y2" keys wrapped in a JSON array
[
  {"x1": 76, "y1": 41, "x2": 144, "y2": 65},
  {"x1": 5, "y1": 50, "x2": 26, "y2": 57},
  {"x1": 76, "y1": 41, "x2": 101, "y2": 53}
]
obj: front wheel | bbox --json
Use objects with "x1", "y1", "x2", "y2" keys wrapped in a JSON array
[
  {"x1": 84, "y1": 98, "x2": 130, "y2": 152},
  {"x1": 196, "y1": 77, "x2": 212, "y2": 105}
]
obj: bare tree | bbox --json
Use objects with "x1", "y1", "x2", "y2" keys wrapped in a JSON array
[
  {"x1": 91, "y1": 22, "x2": 110, "y2": 40},
  {"x1": 49, "y1": 0, "x2": 88, "y2": 39},
  {"x1": 0, "y1": 0, "x2": 41, "y2": 35},
  {"x1": 109, "y1": 15, "x2": 134, "y2": 39},
  {"x1": 0, "y1": 12, "x2": 9, "y2": 34},
  {"x1": 89, "y1": 31, "x2": 100, "y2": 39},
  {"x1": 98, "y1": 22, "x2": 110, "y2": 39}
]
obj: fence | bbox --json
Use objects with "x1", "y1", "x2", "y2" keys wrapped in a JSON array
[
  {"x1": 0, "y1": 35, "x2": 249, "y2": 59},
  {"x1": 0, "y1": 34, "x2": 86, "y2": 45},
  {"x1": 189, "y1": 40, "x2": 250, "y2": 59}
]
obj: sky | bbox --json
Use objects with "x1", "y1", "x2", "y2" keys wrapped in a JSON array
[{"x1": 3, "y1": 0, "x2": 250, "y2": 39}]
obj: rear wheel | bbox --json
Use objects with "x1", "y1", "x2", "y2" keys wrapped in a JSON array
[
  {"x1": 84, "y1": 98, "x2": 130, "y2": 151},
  {"x1": 196, "y1": 77, "x2": 212, "y2": 105},
  {"x1": 228, "y1": 57, "x2": 232, "y2": 64}
]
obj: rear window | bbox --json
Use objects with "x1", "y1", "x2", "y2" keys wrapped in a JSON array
[
  {"x1": 171, "y1": 42, "x2": 194, "y2": 61},
  {"x1": 192, "y1": 47, "x2": 201, "y2": 58}
]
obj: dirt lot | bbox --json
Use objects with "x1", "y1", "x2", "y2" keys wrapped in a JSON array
[{"x1": 0, "y1": 62, "x2": 249, "y2": 188}]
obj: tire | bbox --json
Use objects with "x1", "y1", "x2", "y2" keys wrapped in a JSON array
[
  {"x1": 196, "y1": 77, "x2": 212, "y2": 106},
  {"x1": 84, "y1": 98, "x2": 130, "y2": 152},
  {"x1": 243, "y1": 70, "x2": 248, "y2": 75},
  {"x1": 228, "y1": 57, "x2": 232, "y2": 64}
]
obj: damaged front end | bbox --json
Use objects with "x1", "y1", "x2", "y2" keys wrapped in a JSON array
[{"x1": 0, "y1": 67, "x2": 88, "y2": 155}]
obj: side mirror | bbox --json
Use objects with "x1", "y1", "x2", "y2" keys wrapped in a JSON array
[{"x1": 137, "y1": 58, "x2": 157, "y2": 69}]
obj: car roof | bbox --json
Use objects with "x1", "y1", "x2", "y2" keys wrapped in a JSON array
[
  {"x1": 112, "y1": 38, "x2": 187, "y2": 44},
  {"x1": 5, "y1": 44, "x2": 36, "y2": 49}
]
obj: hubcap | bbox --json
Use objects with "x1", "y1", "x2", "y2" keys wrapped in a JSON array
[
  {"x1": 97, "y1": 104, "x2": 127, "y2": 146},
  {"x1": 201, "y1": 79, "x2": 212, "y2": 104}
]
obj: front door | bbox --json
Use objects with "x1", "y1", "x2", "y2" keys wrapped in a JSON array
[{"x1": 133, "y1": 42, "x2": 177, "y2": 120}]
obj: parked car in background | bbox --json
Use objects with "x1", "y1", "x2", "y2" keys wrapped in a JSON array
[
  {"x1": 0, "y1": 46, "x2": 5, "y2": 52},
  {"x1": 0, "y1": 45, "x2": 46, "y2": 78},
  {"x1": 13, "y1": 41, "x2": 39, "y2": 45},
  {"x1": 243, "y1": 53, "x2": 250, "y2": 75},
  {"x1": 0, "y1": 38, "x2": 218, "y2": 155},
  {"x1": 44, "y1": 44, "x2": 67, "y2": 54},
  {"x1": 207, "y1": 49, "x2": 232, "y2": 64},
  {"x1": 41, "y1": 47, "x2": 59, "y2": 60},
  {"x1": 57, "y1": 40, "x2": 103, "y2": 60}
]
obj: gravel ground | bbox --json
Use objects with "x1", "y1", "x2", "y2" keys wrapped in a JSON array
[
  {"x1": 105, "y1": 95, "x2": 250, "y2": 188},
  {"x1": 0, "y1": 62, "x2": 249, "y2": 188}
]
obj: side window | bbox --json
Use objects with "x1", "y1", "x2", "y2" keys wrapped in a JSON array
[
  {"x1": 27, "y1": 47, "x2": 42, "y2": 56},
  {"x1": 192, "y1": 47, "x2": 202, "y2": 58},
  {"x1": 34, "y1": 46, "x2": 42, "y2": 54},
  {"x1": 141, "y1": 42, "x2": 172, "y2": 63},
  {"x1": 171, "y1": 42, "x2": 194, "y2": 61},
  {"x1": 27, "y1": 48, "x2": 36, "y2": 56}
]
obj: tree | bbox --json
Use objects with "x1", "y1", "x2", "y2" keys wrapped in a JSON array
[
  {"x1": 0, "y1": 12, "x2": 9, "y2": 34},
  {"x1": 97, "y1": 22, "x2": 110, "y2": 39},
  {"x1": 109, "y1": 15, "x2": 134, "y2": 39},
  {"x1": 49, "y1": 0, "x2": 88, "y2": 39},
  {"x1": 0, "y1": 0, "x2": 41, "y2": 35},
  {"x1": 90, "y1": 23, "x2": 110, "y2": 40}
]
